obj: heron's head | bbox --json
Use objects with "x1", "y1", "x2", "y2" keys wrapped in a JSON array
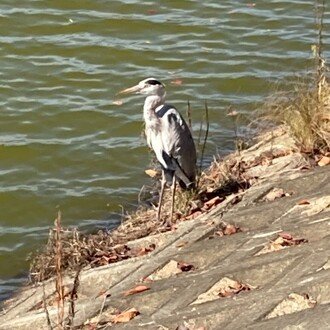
[{"x1": 118, "y1": 78, "x2": 166, "y2": 97}]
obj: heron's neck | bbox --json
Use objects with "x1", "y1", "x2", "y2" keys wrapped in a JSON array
[{"x1": 143, "y1": 94, "x2": 165, "y2": 122}]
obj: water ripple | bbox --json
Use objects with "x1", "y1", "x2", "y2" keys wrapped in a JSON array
[{"x1": 0, "y1": 0, "x2": 327, "y2": 300}]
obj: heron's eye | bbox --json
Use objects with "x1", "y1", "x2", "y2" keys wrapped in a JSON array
[{"x1": 146, "y1": 79, "x2": 162, "y2": 86}]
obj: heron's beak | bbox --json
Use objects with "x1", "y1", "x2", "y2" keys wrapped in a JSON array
[{"x1": 117, "y1": 84, "x2": 141, "y2": 95}]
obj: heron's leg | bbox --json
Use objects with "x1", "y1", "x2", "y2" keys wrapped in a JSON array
[
  {"x1": 157, "y1": 171, "x2": 166, "y2": 222},
  {"x1": 169, "y1": 176, "x2": 176, "y2": 225}
]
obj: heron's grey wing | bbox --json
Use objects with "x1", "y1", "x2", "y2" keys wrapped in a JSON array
[{"x1": 155, "y1": 104, "x2": 197, "y2": 186}]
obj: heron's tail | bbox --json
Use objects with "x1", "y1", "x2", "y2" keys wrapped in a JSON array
[
  {"x1": 161, "y1": 151, "x2": 195, "y2": 189},
  {"x1": 172, "y1": 159, "x2": 195, "y2": 189}
]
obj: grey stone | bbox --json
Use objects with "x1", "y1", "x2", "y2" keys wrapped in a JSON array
[{"x1": 1, "y1": 131, "x2": 330, "y2": 329}]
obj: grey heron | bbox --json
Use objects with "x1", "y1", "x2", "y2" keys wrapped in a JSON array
[{"x1": 119, "y1": 78, "x2": 197, "y2": 225}]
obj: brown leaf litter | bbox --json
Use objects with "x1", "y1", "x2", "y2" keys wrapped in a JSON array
[
  {"x1": 209, "y1": 222, "x2": 242, "y2": 238},
  {"x1": 318, "y1": 155, "x2": 330, "y2": 166},
  {"x1": 84, "y1": 307, "x2": 140, "y2": 328},
  {"x1": 113, "y1": 308, "x2": 140, "y2": 323},
  {"x1": 29, "y1": 226, "x2": 156, "y2": 283},
  {"x1": 123, "y1": 285, "x2": 150, "y2": 296},
  {"x1": 256, "y1": 232, "x2": 308, "y2": 255},
  {"x1": 297, "y1": 199, "x2": 311, "y2": 205},
  {"x1": 191, "y1": 277, "x2": 254, "y2": 304}
]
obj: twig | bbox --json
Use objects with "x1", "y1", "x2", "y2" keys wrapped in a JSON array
[
  {"x1": 199, "y1": 100, "x2": 210, "y2": 174},
  {"x1": 119, "y1": 204, "x2": 125, "y2": 225},
  {"x1": 54, "y1": 210, "x2": 65, "y2": 329},
  {"x1": 65, "y1": 267, "x2": 81, "y2": 329},
  {"x1": 314, "y1": 0, "x2": 326, "y2": 97},
  {"x1": 227, "y1": 106, "x2": 240, "y2": 154},
  {"x1": 95, "y1": 294, "x2": 108, "y2": 328},
  {"x1": 42, "y1": 283, "x2": 53, "y2": 330},
  {"x1": 196, "y1": 118, "x2": 203, "y2": 150},
  {"x1": 138, "y1": 185, "x2": 146, "y2": 204},
  {"x1": 186, "y1": 100, "x2": 192, "y2": 129}
]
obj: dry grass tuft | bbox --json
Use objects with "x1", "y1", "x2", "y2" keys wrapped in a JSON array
[
  {"x1": 260, "y1": 78, "x2": 329, "y2": 155},
  {"x1": 54, "y1": 211, "x2": 65, "y2": 328},
  {"x1": 29, "y1": 223, "x2": 156, "y2": 284}
]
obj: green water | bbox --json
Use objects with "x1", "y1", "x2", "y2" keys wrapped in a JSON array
[{"x1": 0, "y1": 0, "x2": 328, "y2": 300}]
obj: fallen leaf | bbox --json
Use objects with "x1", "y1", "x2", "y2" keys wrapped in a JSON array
[
  {"x1": 279, "y1": 232, "x2": 293, "y2": 240},
  {"x1": 210, "y1": 223, "x2": 241, "y2": 238},
  {"x1": 223, "y1": 224, "x2": 238, "y2": 235},
  {"x1": 113, "y1": 308, "x2": 140, "y2": 323},
  {"x1": 145, "y1": 169, "x2": 158, "y2": 178},
  {"x1": 256, "y1": 234, "x2": 308, "y2": 255},
  {"x1": 203, "y1": 196, "x2": 222, "y2": 209},
  {"x1": 318, "y1": 156, "x2": 330, "y2": 166},
  {"x1": 123, "y1": 285, "x2": 150, "y2": 296},
  {"x1": 297, "y1": 199, "x2": 310, "y2": 205},
  {"x1": 85, "y1": 307, "x2": 119, "y2": 327},
  {"x1": 131, "y1": 244, "x2": 156, "y2": 257},
  {"x1": 218, "y1": 280, "x2": 252, "y2": 297},
  {"x1": 177, "y1": 262, "x2": 195, "y2": 272},
  {"x1": 185, "y1": 210, "x2": 203, "y2": 220}
]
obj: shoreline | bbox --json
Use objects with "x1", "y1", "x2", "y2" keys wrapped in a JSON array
[
  {"x1": 1, "y1": 77, "x2": 329, "y2": 328},
  {"x1": 1, "y1": 121, "x2": 329, "y2": 328}
]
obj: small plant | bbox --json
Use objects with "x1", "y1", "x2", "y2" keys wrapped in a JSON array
[
  {"x1": 261, "y1": 82, "x2": 329, "y2": 154},
  {"x1": 54, "y1": 211, "x2": 65, "y2": 329},
  {"x1": 259, "y1": 0, "x2": 329, "y2": 155}
]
